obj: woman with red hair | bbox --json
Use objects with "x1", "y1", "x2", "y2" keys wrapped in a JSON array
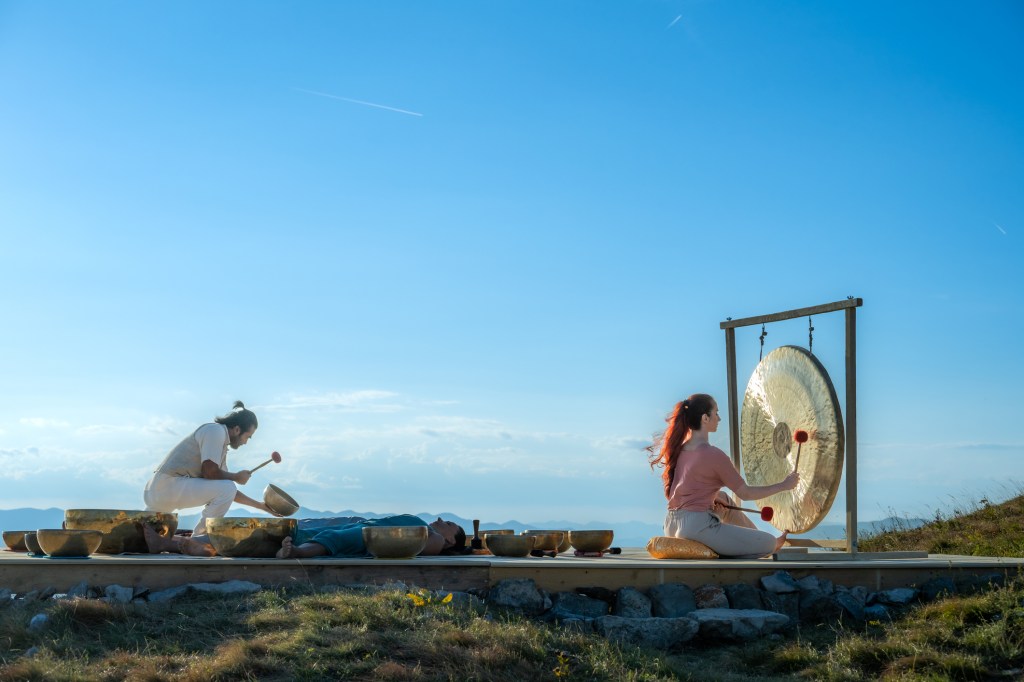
[{"x1": 648, "y1": 394, "x2": 798, "y2": 558}]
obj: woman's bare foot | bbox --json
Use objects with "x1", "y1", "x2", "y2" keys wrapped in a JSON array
[{"x1": 773, "y1": 530, "x2": 791, "y2": 553}]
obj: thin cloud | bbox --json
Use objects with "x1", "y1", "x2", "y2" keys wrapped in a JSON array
[
  {"x1": 995, "y1": 222, "x2": 1008, "y2": 235},
  {"x1": 294, "y1": 87, "x2": 423, "y2": 117},
  {"x1": 667, "y1": 15, "x2": 682, "y2": 29},
  {"x1": 19, "y1": 417, "x2": 70, "y2": 428}
]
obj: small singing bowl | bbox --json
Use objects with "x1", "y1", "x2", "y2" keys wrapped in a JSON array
[
  {"x1": 479, "y1": 529, "x2": 513, "y2": 549},
  {"x1": 521, "y1": 530, "x2": 565, "y2": 552},
  {"x1": 362, "y1": 526, "x2": 429, "y2": 559},
  {"x1": 264, "y1": 484, "x2": 300, "y2": 517},
  {"x1": 524, "y1": 529, "x2": 571, "y2": 553},
  {"x1": 487, "y1": 534, "x2": 536, "y2": 557},
  {"x1": 207, "y1": 517, "x2": 297, "y2": 558},
  {"x1": 36, "y1": 529, "x2": 103, "y2": 558},
  {"x1": 24, "y1": 532, "x2": 43, "y2": 555},
  {"x1": 568, "y1": 529, "x2": 614, "y2": 553},
  {"x1": 64, "y1": 509, "x2": 178, "y2": 554},
  {"x1": 2, "y1": 530, "x2": 29, "y2": 552}
]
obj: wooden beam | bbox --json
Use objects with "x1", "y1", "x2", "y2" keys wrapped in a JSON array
[{"x1": 720, "y1": 298, "x2": 863, "y2": 330}]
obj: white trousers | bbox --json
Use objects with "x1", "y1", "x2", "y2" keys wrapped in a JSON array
[{"x1": 144, "y1": 473, "x2": 236, "y2": 536}]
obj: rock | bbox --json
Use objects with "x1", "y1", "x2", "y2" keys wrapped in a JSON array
[
  {"x1": 759, "y1": 591, "x2": 799, "y2": 626},
  {"x1": 955, "y1": 573, "x2": 1005, "y2": 595},
  {"x1": 724, "y1": 583, "x2": 762, "y2": 610},
  {"x1": 799, "y1": 590, "x2": 847, "y2": 624},
  {"x1": 550, "y1": 592, "x2": 608, "y2": 619},
  {"x1": 0, "y1": 588, "x2": 13, "y2": 607},
  {"x1": 379, "y1": 580, "x2": 409, "y2": 593},
  {"x1": 559, "y1": 618, "x2": 595, "y2": 634},
  {"x1": 834, "y1": 590, "x2": 865, "y2": 622},
  {"x1": 864, "y1": 603, "x2": 891, "y2": 621},
  {"x1": 594, "y1": 615, "x2": 699, "y2": 649},
  {"x1": 919, "y1": 577, "x2": 957, "y2": 602},
  {"x1": 28, "y1": 613, "x2": 49, "y2": 632},
  {"x1": 694, "y1": 584, "x2": 729, "y2": 609},
  {"x1": 191, "y1": 580, "x2": 262, "y2": 595},
  {"x1": 613, "y1": 587, "x2": 652, "y2": 618},
  {"x1": 105, "y1": 585, "x2": 134, "y2": 604},
  {"x1": 23, "y1": 646, "x2": 39, "y2": 658},
  {"x1": 649, "y1": 583, "x2": 696, "y2": 618},
  {"x1": 67, "y1": 581, "x2": 90, "y2": 598},
  {"x1": 575, "y1": 587, "x2": 617, "y2": 605},
  {"x1": 487, "y1": 579, "x2": 550, "y2": 616},
  {"x1": 437, "y1": 591, "x2": 483, "y2": 611},
  {"x1": 147, "y1": 585, "x2": 192, "y2": 603},
  {"x1": 869, "y1": 587, "x2": 917, "y2": 606},
  {"x1": 760, "y1": 571, "x2": 800, "y2": 594},
  {"x1": 690, "y1": 608, "x2": 790, "y2": 642}
]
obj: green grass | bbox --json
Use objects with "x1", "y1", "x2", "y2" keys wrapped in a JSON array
[{"x1": 3, "y1": 494, "x2": 1024, "y2": 680}]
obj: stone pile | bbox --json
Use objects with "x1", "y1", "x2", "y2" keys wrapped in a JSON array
[{"x1": 1, "y1": 570, "x2": 1007, "y2": 652}]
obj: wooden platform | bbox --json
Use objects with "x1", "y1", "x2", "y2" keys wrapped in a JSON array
[{"x1": 3, "y1": 549, "x2": 1022, "y2": 595}]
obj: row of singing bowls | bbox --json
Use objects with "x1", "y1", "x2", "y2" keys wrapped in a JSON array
[
  {"x1": 362, "y1": 526, "x2": 428, "y2": 559},
  {"x1": 64, "y1": 510, "x2": 178, "y2": 554},
  {"x1": 207, "y1": 517, "x2": 296, "y2": 557},
  {"x1": 2, "y1": 529, "x2": 103, "y2": 557}
]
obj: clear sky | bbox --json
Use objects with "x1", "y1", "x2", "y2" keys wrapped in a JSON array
[{"x1": 1, "y1": 2, "x2": 1021, "y2": 534}]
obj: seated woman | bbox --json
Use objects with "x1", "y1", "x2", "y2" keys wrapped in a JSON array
[
  {"x1": 276, "y1": 515, "x2": 466, "y2": 558},
  {"x1": 648, "y1": 393, "x2": 799, "y2": 558}
]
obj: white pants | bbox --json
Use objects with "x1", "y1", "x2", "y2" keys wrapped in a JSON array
[{"x1": 144, "y1": 473, "x2": 236, "y2": 536}]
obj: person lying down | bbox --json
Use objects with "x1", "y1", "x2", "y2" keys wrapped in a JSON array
[{"x1": 144, "y1": 515, "x2": 467, "y2": 558}]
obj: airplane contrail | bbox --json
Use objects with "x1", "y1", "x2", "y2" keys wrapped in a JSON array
[
  {"x1": 994, "y1": 222, "x2": 1007, "y2": 235},
  {"x1": 293, "y1": 87, "x2": 423, "y2": 117},
  {"x1": 667, "y1": 15, "x2": 682, "y2": 29}
]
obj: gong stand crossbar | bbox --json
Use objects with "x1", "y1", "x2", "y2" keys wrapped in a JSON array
[{"x1": 720, "y1": 297, "x2": 863, "y2": 554}]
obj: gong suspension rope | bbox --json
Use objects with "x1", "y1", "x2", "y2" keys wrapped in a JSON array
[
  {"x1": 759, "y1": 323, "x2": 768, "y2": 361},
  {"x1": 808, "y1": 316, "x2": 814, "y2": 356}
]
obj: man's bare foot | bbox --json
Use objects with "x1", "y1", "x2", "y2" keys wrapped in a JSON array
[
  {"x1": 179, "y1": 536, "x2": 217, "y2": 557},
  {"x1": 143, "y1": 523, "x2": 178, "y2": 553},
  {"x1": 276, "y1": 536, "x2": 297, "y2": 559},
  {"x1": 773, "y1": 530, "x2": 791, "y2": 553}
]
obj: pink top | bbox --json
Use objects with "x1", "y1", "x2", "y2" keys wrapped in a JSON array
[{"x1": 666, "y1": 443, "x2": 746, "y2": 511}]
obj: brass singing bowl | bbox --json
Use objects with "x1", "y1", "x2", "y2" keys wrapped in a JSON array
[
  {"x1": 568, "y1": 529, "x2": 614, "y2": 553},
  {"x1": 523, "y1": 530, "x2": 569, "y2": 553},
  {"x1": 2, "y1": 530, "x2": 29, "y2": 552},
  {"x1": 24, "y1": 532, "x2": 43, "y2": 555},
  {"x1": 479, "y1": 529, "x2": 513, "y2": 549},
  {"x1": 207, "y1": 517, "x2": 296, "y2": 558},
  {"x1": 264, "y1": 484, "x2": 300, "y2": 517},
  {"x1": 520, "y1": 531, "x2": 563, "y2": 552},
  {"x1": 486, "y1": 534, "x2": 536, "y2": 557},
  {"x1": 64, "y1": 509, "x2": 178, "y2": 554},
  {"x1": 36, "y1": 529, "x2": 103, "y2": 557},
  {"x1": 362, "y1": 526, "x2": 429, "y2": 559}
]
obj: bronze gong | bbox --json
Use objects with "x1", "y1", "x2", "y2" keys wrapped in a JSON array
[{"x1": 740, "y1": 345, "x2": 844, "y2": 533}]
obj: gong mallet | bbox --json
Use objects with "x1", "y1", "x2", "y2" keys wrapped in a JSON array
[
  {"x1": 720, "y1": 503, "x2": 775, "y2": 522},
  {"x1": 793, "y1": 429, "x2": 809, "y2": 469},
  {"x1": 250, "y1": 451, "x2": 282, "y2": 474}
]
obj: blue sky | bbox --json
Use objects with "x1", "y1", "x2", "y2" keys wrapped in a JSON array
[{"x1": 1, "y1": 1, "x2": 1021, "y2": 534}]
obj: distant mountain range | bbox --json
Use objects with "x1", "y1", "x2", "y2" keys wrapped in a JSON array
[{"x1": 1, "y1": 507, "x2": 924, "y2": 549}]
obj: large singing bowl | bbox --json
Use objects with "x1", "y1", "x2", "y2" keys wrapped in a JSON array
[
  {"x1": 64, "y1": 509, "x2": 178, "y2": 554},
  {"x1": 521, "y1": 530, "x2": 566, "y2": 552},
  {"x1": 36, "y1": 529, "x2": 103, "y2": 557},
  {"x1": 486, "y1": 534, "x2": 535, "y2": 557},
  {"x1": 264, "y1": 484, "x2": 300, "y2": 517},
  {"x1": 362, "y1": 526, "x2": 429, "y2": 559},
  {"x1": 207, "y1": 517, "x2": 296, "y2": 558},
  {"x1": 2, "y1": 530, "x2": 29, "y2": 552},
  {"x1": 568, "y1": 530, "x2": 614, "y2": 553}
]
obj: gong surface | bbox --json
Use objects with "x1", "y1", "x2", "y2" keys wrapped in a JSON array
[{"x1": 740, "y1": 345, "x2": 844, "y2": 533}]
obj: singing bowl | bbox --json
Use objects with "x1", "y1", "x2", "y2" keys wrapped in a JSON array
[
  {"x1": 522, "y1": 530, "x2": 568, "y2": 553},
  {"x1": 24, "y1": 532, "x2": 43, "y2": 555},
  {"x1": 2, "y1": 530, "x2": 29, "y2": 552},
  {"x1": 362, "y1": 526, "x2": 429, "y2": 559},
  {"x1": 486, "y1": 534, "x2": 536, "y2": 557},
  {"x1": 36, "y1": 529, "x2": 103, "y2": 557},
  {"x1": 479, "y1": 529, "x2": 513, "y2": 549},
  {"x1": 264, "y1": 484, "x2": 300, "y2": 517},
  {"x1": 64, "y1": 509, "x2": 178, "y2": 554},
  {"x1": 207, "y1": 517, "x2": 296, "y2": 558},
  {"x1": 568, "y1": 530, "x2": 614, "y2": 553}
]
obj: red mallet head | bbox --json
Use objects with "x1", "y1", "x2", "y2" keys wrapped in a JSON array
[
  {"x1": 794, "y1": 430, "x2": 809, "y2": 443},
  {"x1": 761, "y1": 506, "x2": 774, "y2": 522},
  {"x1": 271, "y1": 451, "x2": 282, "y2": 464}
]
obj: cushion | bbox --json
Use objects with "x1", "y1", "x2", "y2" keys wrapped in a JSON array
[{"x1": 646, "y1": 536, "x2": 719, "y2": 560}]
